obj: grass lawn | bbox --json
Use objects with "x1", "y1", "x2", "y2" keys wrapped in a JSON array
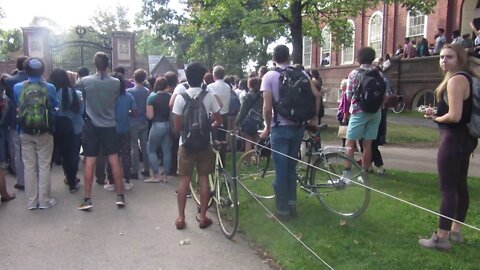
[
  {"x1": 320, "y1": 123, "x2": 439, "y2": 147},
  {"x1": 234, "y1": 169, "x2": 480, "y2": 270}
]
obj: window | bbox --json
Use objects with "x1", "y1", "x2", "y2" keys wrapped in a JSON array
[
  {"x1": 341, "y1": 20, "x2": 355, "y2": 65},
  {"x1": 368, "y1": 12, "x2": 383, "y2": 58},
  {"x1": 320, "y1": 27, "x2": 331, "y2": 66},
  {"x1": 303, "y1": 36, "x2": 312, "y2": 68},
  {"x1": 406, "y1": 11, "x2": 427, "y2": 39}
]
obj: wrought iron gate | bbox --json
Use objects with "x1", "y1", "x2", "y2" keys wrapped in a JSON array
[{"x1": 50, "y1": 40, "x2": 112, "y2": 74}]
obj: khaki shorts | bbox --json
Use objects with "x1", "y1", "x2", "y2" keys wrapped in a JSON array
[{"x1": 177, "y1": 145, "x2": 215, "y2": 177}]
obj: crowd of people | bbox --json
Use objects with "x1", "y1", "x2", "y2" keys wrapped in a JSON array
[
  {"x1": 0, "y1": 37, "x2": 478, "y2": 252},
  {"x1": 392, "y1": 22, "x2": 480, "y2": 62}
]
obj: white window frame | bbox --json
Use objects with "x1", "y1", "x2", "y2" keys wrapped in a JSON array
[
  {"x1": 368, "y1": 11, "x2": 383, "y2": 59},
  {"x1": 320, "y1": 26, "x2": 331, "y2": 67},
  {"x1": 406, "y1": 11, "x2": 428, "y2": 38},
  {"x1": 341, "y1": 20, "x2": 355, "y2": 65},
  {"x1": 303, "y1": 36, "x2": 312, "y2": 68}
]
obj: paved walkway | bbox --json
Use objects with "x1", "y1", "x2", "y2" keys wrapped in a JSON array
[{"x1": 0, "y1": 165, "x2": 272, "y2": 270}]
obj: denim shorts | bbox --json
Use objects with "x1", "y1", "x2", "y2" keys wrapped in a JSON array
[{"x1": 346, "y1": 111, "x2": 381, "y2": 140}]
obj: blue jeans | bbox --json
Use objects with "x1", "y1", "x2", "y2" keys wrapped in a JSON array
[
  {"x1": 270, "y1": 125, "x2": 305, "y2": 215},
  {"x1": 147, "y1": 122, "x2": 172, "y2": 175}
]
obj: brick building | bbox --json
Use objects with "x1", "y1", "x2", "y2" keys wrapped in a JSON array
[{"x1": 304, "y1": 0, "x2": 480, "y2": 107}]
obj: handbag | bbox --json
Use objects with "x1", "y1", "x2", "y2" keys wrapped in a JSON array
[{"x1": 337, "y1": 125, "x2": 348, "y2": 139}]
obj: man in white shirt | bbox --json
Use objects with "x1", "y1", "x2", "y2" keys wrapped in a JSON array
[
  {"x1": 172, "y1": 62, "x2": 222, "y2": 230},
  {"x1": 207, "y1": 65, "x2": 231, "y2": 166}
]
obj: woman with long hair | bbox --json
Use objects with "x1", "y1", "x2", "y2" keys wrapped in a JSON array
[
  {"x1": 48, "y1": 68, "x2": 83, "y2": 193},
  {"x1": 236, "y1": 77, "x2": 263, "y2": 153},
  {"x1": 419, "y1": 44, "x2": 478, "y2": 251},
  {"x1": 145, "y1": 76, "x2": 172, "y2": 183}
]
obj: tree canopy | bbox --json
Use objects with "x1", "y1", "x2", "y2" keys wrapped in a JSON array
[{"x1": 139, "y1": 0, "x2": 437, "y2": 74}]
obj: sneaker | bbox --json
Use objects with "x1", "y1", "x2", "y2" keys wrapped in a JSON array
[
  {"x1": 64, "y1": 177, "x2": 81, "y2": 185},
  {"x1": 103, "y1": 183, "x2": 115, "y2": 191},
  {"x1": 39, "y1": 198, "x2": 56, "y2": 209},
  {"x1": 124, "y1": 182, "x2": 134, "y2": 190},
  {"x1": 449, "y1": 231, "x2": 463, "y2": 244},
  {"x1": 377, "y1": 168, "x2": 386, "y2": 176},
  {"x1": 28, "y1": 204, "x2": 38, "y2": 210},
  {"x1": 69, "y1": 185, "x2": 80, "y2": 193},
  {"x1": 419, "y1": 232, "x2": 451, "y2": 251},
  {"x1": 78, "y1": 198, "x2": 93, "y2": 211},
  {"x1": 95, "y1": 179, "x2": 105, "y2": 185},
  {"x1": 144, "y1": 177, "x2": 161, "y2": 183},
  {"x1": 174, "y1": 190, "x2": 192, "y2": 198},
  {"x1": 14, "y1": 184, "x2": 25, "y2": 191},
  {"x1": 116, "y1": 195, "x2": 126, "y2": 208}
]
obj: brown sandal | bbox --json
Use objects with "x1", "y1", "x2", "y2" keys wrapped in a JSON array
[
  {"x1": 199, "y1": 217, "x2": 213, "y2": 229},
  {"x1": 175, "y1": 218, "x2": 186, "y2": 230}
]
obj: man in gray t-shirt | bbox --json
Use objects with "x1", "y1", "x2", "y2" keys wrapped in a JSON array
[
  {"x1": 76, "y1": 52, "x2": 126, "y2": 211},
  {"x1": 80, "y1": 74, "x2": 119, "y2": 127}
]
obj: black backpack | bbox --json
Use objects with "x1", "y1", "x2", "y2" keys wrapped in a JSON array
[
  {"x1": 274, "y1": 67, "x2": 316, "y2": 124},
  {"x1": 354, "y1": 69, "x2": 386, "y2": 113},
  {"x1": 228, "y1": 89, "x2": 241, "y2": 116},
  {"x1": 180, "y1": 90, "x2": 211, "y2": 153},
  {"x1": 241, "y1": 93, "x2": 263, "y2": 135}
]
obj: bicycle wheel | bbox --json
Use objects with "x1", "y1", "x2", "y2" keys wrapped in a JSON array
[
  {"x1": 311, "y1": 152, "x2": 370, "y2": 218},
  {"x1": 237, "y1": 150, "x2": 275, "y2": 199},
  {"x1": 392, "y1": 99, "x2": 405, "y2": 114},
  {"x1": 216, "y1": 169, "x2": 239, "y2": 239},
  {"x1": 190, "y1": 171, "x2": 214, "y2": 207}
]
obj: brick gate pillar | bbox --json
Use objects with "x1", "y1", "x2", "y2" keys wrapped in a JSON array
[
  {"x1": 21, "y1": 27, "x2": 52, "y2": 77},
  {"x1": 111, "y1": 31, "x2": 136, "y2": 79}
]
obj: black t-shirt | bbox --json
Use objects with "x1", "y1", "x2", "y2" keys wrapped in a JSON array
[{"x1": 147, "y1": 91, "x2": 171, "y2": 123}]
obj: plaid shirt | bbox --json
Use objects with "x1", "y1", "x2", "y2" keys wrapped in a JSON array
[{"x1": 345, "y1": 64, "x2": 374, "y2": 114}]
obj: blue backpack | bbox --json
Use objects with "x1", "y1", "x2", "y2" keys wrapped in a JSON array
[{"x1": 228, "y1": 89, "x2": 241, "y2": 116}]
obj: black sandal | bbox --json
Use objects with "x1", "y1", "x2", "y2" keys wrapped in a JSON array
[{"x1": 1, "y1": 194, "x2": 16, "y2": 202}]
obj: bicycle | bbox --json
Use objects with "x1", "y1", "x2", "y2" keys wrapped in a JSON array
[
  {"x1": 189, "y1": 141, "x2": 239, "y2": 239},
  {"x1": 385, "y1": 93, "x2": 406, "y2": 114},
  {"x1": 237, "y1": 126, "x2": 370, "y2": 218}
]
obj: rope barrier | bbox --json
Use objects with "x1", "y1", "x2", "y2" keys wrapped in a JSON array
[
  {"x1": 220, "y1": 127, "x2": 480, "y2": 233},
  {"x1": 219, "y1": 127, "x2": 479, "y2": 269}
]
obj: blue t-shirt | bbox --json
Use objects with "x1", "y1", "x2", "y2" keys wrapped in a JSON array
[
  {"x1": 127, "y1": 85, "x2": 150, "y2": 125},
  {"x1": 115, "y1": 93, "x2": 137, "y2": 133}
]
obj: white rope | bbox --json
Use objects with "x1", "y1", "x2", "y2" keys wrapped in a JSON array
[
  {"x1": 220, "y1": 128, "x2": 480, "y2": 233},
  {"x1": 236, "y1": 172, "x2": 335, "y2": 270}
]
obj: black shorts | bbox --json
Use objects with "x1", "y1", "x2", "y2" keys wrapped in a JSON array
[{"x1": 83, "y1": 119, "x2": 119, "y2": 157}]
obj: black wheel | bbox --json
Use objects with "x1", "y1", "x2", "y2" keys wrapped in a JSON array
[
  {"x1": 190, "y1": 171, "x2": 214, "y2": 208},
  {"x1": 216, "y1": 170, "x2": 239, "y2": 239},
  {"x1": 311, "y1": 152, "x2": 370, "y2": 218},
  {"x1": 392, "y1": 99, "x2": 405, "y2": 114},
  {"x1": 237, "y1": 150, "x2": 275, "y2": 199}
]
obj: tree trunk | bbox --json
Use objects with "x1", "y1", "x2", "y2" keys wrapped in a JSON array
[{"x1": 290, "y1": 0, "x2": 303, "y2": 65}]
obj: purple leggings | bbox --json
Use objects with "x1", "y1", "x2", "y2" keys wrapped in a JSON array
[{"x1": 437, "y1": 127, "x2": 477, "y2": 230}]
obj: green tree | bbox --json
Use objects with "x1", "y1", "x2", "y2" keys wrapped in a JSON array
[
  {"x1": 256, "y1": 0, "x2": 437, "y2": 64},
  {"x1": 137, "y1": 0, "x2": 193, "y2": 66},
  {"x1": 0, "y1": 29, "x2": 22, "y2": 61},
  {"x1": 135, "y1": 29, "x2": 170, "y2": 56},
  {"x1": 90, "y1": 6, "x2": 131, "y2": 46}
]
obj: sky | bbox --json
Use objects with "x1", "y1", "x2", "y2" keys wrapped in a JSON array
[{"x1": 0, "y1": 0, "x2": 183, "y2": 31}]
